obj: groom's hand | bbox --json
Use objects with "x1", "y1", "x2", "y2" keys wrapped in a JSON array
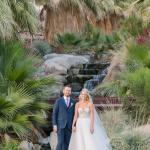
[{"x1": 53, "y1": 126, "x2": 57, "y2": 133}]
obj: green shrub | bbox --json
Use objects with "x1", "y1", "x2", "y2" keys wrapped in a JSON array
[
  {"x1": 120, "y1": 16, "x2": 144, "y2": 37},
  {"x1": 0, "y1": 140, "x2": 18, "y2": 150},
  {"x1": 101, "y1": 109, "x2": 150, "y2": 150},
  {"x1": 125, "y1": 42, "x2": 150, "y2": 71},
  {"x1": 0, "y1": 40, "x2": 55, "y2": 138},
  {"x1": 56, "y1": 32, "x2": 82, "y2": 46},
  {"x1": 32, "y1": 40, "x2": 53, "y2": 56},
  {"x1": 54, "y1": 23, "x2": 121, "y2": 54}
]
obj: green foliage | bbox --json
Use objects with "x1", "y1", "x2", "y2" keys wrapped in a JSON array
[
  {"x1": 0, "y1": 40, "x2": 36, "y2": 82},
  {"x1": 101, "y1": 109, "x2": 150, "y2": 150},
  {"x1": 120, "y1": 16, "x2": 144, "y2": 37},
  {"x1": 125, "y1": 42, "x2": 150, "y2": 71},
  {"x1": 120, "y1": 42, "x2": 150, "y2": 120},
  {"x1": 94, "y1": 40, "x2": 150, "y2": 121},
  {"x1": 0, "y1": 83, "x2": 49, "y2": 138},
  {"x1": 111, "y1": 133, "x2": 150, "y2": 150},
  {"x1": 121, "y1": 68, "x2": 150, "y2": 120},
  {"x1": 55, "y1": 23, "x2": 120, "y2": 54},
  {"x1": 117, "y1": 0, "x2": 150, "y2": 40},
  {"x1": 93, "y1": 82, "x2": 121, "y2": 96},
  {"x1": 0, "y1": 0, "x2": 16, "y2": 39},
  {"x1": 0, "y1": 140, "x2": 18, "y2": 150},
  {"x1": 56, "y1": 32, "x2": 82, "y2": 47},
  {"x1": 82, "y1": 23, "x2": 119, "y2": 49},
  {"x1": 35, "y1": 0, "x2": 49, "y2": 5},
  {"x1": 0, "y1": 40, "x2": 55, "y2": 90},
  {"x1": 32, "y1": 40, "x2": 53, "y2": 56},
  {"x1": 0, "y1": 0, "x2": 37, "y2": 39},
  {"x1": 0, "y1": 40, "x2": 55, "y2": 138}
]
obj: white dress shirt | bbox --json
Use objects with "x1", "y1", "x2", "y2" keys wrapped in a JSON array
[{"x1": 64, "y1": 96, "x2": 70, "y2": 107}]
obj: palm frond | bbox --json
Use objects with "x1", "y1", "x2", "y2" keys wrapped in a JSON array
[
  {"x1": 0, "y1": 0, "x2": 16, "y2": 39},
  {"x1": 0, "y1": 0, "x2": 38, "y2": 39},
  {"x1": 8, "y1": 0, "x2": 38, "y2": 33}
]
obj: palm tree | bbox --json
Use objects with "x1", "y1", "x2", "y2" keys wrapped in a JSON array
[
  {"x1": 0, "y1": 0, "x2": 38, "y2": 40},
  {"x1": 37, "y1": 0, "x2": 123, "y2": 42},
  {"x1": 0, "y1": 0, "x2": 16, "y2": 39},
  {"x1": 124, "y1": 0, "x2": 150, "y2": 24},
  {"x1": 117, "y1": 0, "x2": 150, "y2": 38},
  {"x1": 0, "y1": 40, "x2": 55, "y2": 102},
  {"x1": 0, "y1": 83, "x2": 49, "y2": 138},
  {"x1": 0, "y1": 40, "x2": 55, "y2": 139}
]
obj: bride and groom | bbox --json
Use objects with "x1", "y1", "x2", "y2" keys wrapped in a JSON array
[{"x1": 52, "y1": 85, "x2": 111, "y2": 150}]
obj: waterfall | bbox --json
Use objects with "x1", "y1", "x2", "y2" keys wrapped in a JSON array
[
  {"x1": 67, "y1": 62, "x2": 109, "y2": 96},
  {"x1": 84, "y1": 67, "x2": 108, "y2": 91}
]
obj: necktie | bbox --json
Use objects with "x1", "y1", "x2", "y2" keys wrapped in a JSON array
[{"x1": 66, "y1": 98, "x2": 69, "y2": 107}]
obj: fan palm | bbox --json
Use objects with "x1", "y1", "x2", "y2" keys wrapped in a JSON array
[
  {"x1": 38, "y1": 0, "x2": 123, "y2": 42},
  {"x1": 124, "y1": 0, "x2": 150, "y2": 24},
  {"x1": 0, "y1": 40, "x2": 55, "y2": 138},
  {"x1": 0, "y1": 0, "x2": 16, "y2": 39},
  {"x1": 0, "y1": 40, "x2": 55, "y2": 89},
  {"x1": 0, "y1": 83, "x2": 49, "y2": 138},
  {"x1": 0, "y1": 0, "x2": 38, "y2": 40}
]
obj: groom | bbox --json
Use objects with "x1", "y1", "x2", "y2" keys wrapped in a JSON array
[{"x1": 52, "y1": 85, "x2": 75, "y2": 150}]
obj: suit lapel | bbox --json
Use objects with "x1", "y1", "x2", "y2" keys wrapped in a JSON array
[
  {"x1": 62, "y1": 97, "x2": 67, "y2": 109},
  {"x1": 68, "y1": 98, "x2": 74, "y2": 109}
]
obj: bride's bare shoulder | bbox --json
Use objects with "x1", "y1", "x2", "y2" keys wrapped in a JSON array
[
  {"x1": 88, "y1": 102, "x2": 94, "y2": 107},
  {"x1": 75, "y1": 102, "x2": 80, "y2": 107}
]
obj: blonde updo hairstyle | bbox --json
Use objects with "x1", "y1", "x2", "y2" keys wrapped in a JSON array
[{"x1": 79, "y1": 89, "x2": 90, "y2": 102}]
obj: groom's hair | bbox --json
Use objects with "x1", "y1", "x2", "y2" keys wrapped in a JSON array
[{"x1": 63, "y1": 84, "x2": 71, "y2": 89}]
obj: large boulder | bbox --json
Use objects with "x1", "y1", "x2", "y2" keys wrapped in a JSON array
[
  {"x1": 43, "y1": 53, "x2": 89, "y2": 75},
  {"x1": 19, "y1": 141, "x2": 34, "y2": 150},
  {"x1": 36, "y1": 53, "x2": 90, "y2": 99}
]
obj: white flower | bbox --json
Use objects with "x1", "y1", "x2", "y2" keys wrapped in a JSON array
[{"x1": 70, "y1": 103, "x2": 74, "y2": 107}]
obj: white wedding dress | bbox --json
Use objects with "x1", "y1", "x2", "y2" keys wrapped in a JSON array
[{"x1": 68, "y1": 107, "x2": 111, "y2": 150}]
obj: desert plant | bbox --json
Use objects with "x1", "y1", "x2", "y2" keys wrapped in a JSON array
[
  {"x1": 55, "y1": 23, "x2": 121, "y2": 54},
  {"x1": 31, "y1": 40, "x2": 53, "y2": 56},
  {"x1": 125, "y1": 42, "x2": 150, "y2": 71},
  {"x1": 0, "y1": 83, "x2": 49, "y2": 139},
  {"x1": 120, "y1": 68, "x2": 150, "y2": 120},
  {"x1": 120, "y1": 16, "x2": 144, "y2": 37},
  {"x1": 0, "y1": 0, "x2": 37, "y2": 39},
  {"x1": 100, "y1": 109, "x2": 150, "y2": 150},
  {"x1": 56, "y1": 32, "x2": 82, "y2": 46},
  {"x1": 0, "y1": 40, "x2": 37, "y2": 82},
  {"x1": 0, "y1": 140, "x2": 18, "y2": 150},
  {"x1": 0, "y1": 40, "x2": 55, "y2": 139},
  {"x1": 0, "y1": 40, "x2": 55, "y2": 92},
  {"x1": 42, "y1": 0, "x2": 120, "y2": 42}
]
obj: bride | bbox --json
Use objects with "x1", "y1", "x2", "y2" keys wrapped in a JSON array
[{"x1": 69, "y1": 89, "x2": 112, "y2": 150}]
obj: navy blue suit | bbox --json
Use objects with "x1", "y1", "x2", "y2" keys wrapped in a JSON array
[{"x1": 52, "y1": 97, "x2": 75, "y2": 150}]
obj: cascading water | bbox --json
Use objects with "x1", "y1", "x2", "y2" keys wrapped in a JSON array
[
  {"x1": 84, "y1": 67, "x2": 108, "y2": 91},
  {"x1": 67, "y1": 62, "x2": 109, "y2": 96}
]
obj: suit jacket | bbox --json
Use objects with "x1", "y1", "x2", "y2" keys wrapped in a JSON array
[{"x1": 52, "y1": 97, "x2": 75, "y2": 129}]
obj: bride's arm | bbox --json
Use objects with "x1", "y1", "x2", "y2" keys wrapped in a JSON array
[
  {"x1": 72, "y1": 103, "x2": 79, "y2": 131},
  {"x1": 90, "y1": 102, "x2": 94, "y2": 134}
]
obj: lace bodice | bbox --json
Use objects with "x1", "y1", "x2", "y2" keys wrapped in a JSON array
[{"x1": 78, "y1": 107, "x2": 90, "y2": 118}]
